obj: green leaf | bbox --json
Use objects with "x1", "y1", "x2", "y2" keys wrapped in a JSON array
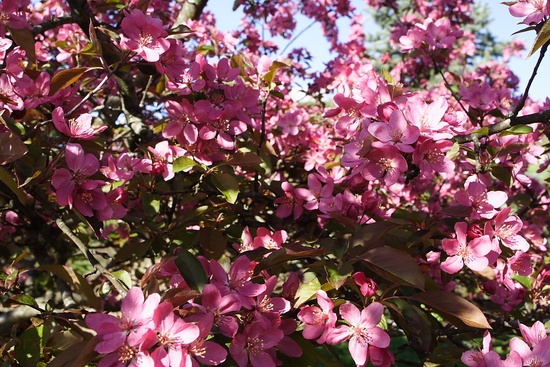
[
  {"x1": 173, "y1": 156, "x2": 196, "y2": 172},
  {"x1": 411, "y1": 291, "x2": 491, "y2": 329},
  {"x1": 471, "y1": 127, "x2": 489, "y2": 137},
  {"x1": 361, "y1": 246, "x2": 425, "y2": 290},
  {"x1": 325, "y1": 263, "x2": 353, "y2": 290},
  {"x1": 7, "y1": 294, "x2": 39, "y2": 309},
  {"x1": 175, "y1": 249, "x2": 207, "y2": 292},
  {"x1": 142, "y1": 192, "x2": 160, "y2": 216},
  {"x1": 499, "y1": 124, "x2": 533, "y2": 136},
  {"x1": 490, "y1": 164, "x2": 512, "y2": 186},
  {"x1": 528, "y1": 19, "x2": 550, "y2": 57},
  {"x1": 0, "y1": 167, "x2": 31, "y2": 205},
  {"x1": 212, "y1": 172, "x2": 239, "y2": 204},
  {"x1": 15, "y1": 324, "x2": 43, "y2": 367},
  {"x1": 294, "y1": 273, "x2": 321, "y2": 308},
  {"x1": 112, "y1": 270, "x2": 132, "y2": 290}
]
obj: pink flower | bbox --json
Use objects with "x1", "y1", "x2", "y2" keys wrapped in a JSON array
[
  {"x1": 253, "y1": 227, "x2": 288, "y2": 251},
  {"x1": 352, "y1": 272, "x2": 378, "y2": 298},
  {"x1": 52, "y1": 107, "x2": 107, "y2": 140},
  {"x1": 120, "y1": 9, "x2": 170, "y2": 62},
  {"x1": 508, "y1": 0, "x2": 550, "y2": 24},
  {"x1": 297, "y1": 290, "x2": 337, "y2": 344},
  {"x1": 441, "y1": 222, "x2": 491, "y2": 274},
  {"x1": 187, "y1": 313, "x2": 228, "y2": 366},
  {"x1": 509, "y1": 336, "x2": 550, "y2": 367},
  {"x1": 295, "y1": 174, "x2": 334, "y2": 211},
  {"x1": 327, "y1": 302, "x2": 390, "y2": 367},
  {"x1": 412, "y1": 139, "x2": 455, "y2": 177},
  {"x1": 51, "y1": 143, "x2": 108, "y2": 216},
  {"x1": 454, "y1": 177, "x2": 508, "y2": 220},
  {"x1": 484, "y1": 207, "x2": 530, "y2": 252},
  {"x1": 150, "y1": 302, "x2": 200, "y2": 367},
  {"x1": 86, "y1": 287, "x2": 161, "y2": 354},
  {"x1": 361, "y1": 146, "x2": 407, "y2": 186},
  {"x1": 368, "y1": 110, "x2": 420, "y2": 153},
  {"x1": 148, "y1": 141, "x2": 185, "y2": 181},
  {"x1": 462, "y1": 330, "x2": 493, "y2": 367},
  {"x1": 274, "y1": 182, "x2": 304, "y2": 219},
  {"x1": 229, "y1": 321, "x2": 284, "y2": 367}
]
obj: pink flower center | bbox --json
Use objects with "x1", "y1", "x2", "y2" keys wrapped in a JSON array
[
  {"x1": 118, "y1": 345, "x2": 137, "y2": 362},
  {"x1": 246, "y1": 337, "x2": 264, "y2": 356}
]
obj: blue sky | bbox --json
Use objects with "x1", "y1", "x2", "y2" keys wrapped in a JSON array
[{"x1": 207, "y1": 0, "x2": 549, "y2": 101}]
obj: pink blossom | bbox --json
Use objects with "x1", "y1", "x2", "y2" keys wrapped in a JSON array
[
  {"x1": 148, "y1": 141, "x2": 185, "y2": 181},
  {"x1": 368, "y1": 110, "x2": 420, "y2": 152},
  {"x1": 441, "y1": 222, "x2": 491, "y2": 274},
  {"x1": 327, "y1": 302, "x2": 390, "y2": 367},
  {"x1": 150, "y1": 302, "x2": 200, "y2": 367},
  {"x1": 52, "y1": 107, "x2": 107, "y2": 140},
  {"x1": 352, "y1": 272, "x2": 378, "y2": 298},
  {"x1": 229, "y1": 321, "x2": 284, "y2": 367},
  {"x1": 253, "y1": 227, "x2": 288, "y2": 251},
  {"x1": 361, "y1": 146, "x2": 408, "y2": 186},
  {"x1": 120, "y1": 9, "x2": 170, "y2": 62},
  {"x1": 86, "y1": 287, "x2": 161, "y2": 354},
  {"x1": 509, "y1": 335, "x2": 550, "y2": 367},
  {"x1": 101, "y1": 153, "x2": 152, "y2": 181},
  {"x1": 484, "y1": 207, "x2": 530, "y2": 252},
  {"x1": 508, "y1": 0, "x2": 550, "y2": 24},
  {"x1": 297, "y1": 290, "x2": 337, "y2": 344},
  {"x1": 295, "y1": 174, "x2": 334, "y2": 211},
  {"x1": 412, "y1": 139, "x2": 455, "y2": 177},
  {"x1": 187, "y1": 313, "x2": 228, "y2": 366},
  {"x1": 454, "y1": 177, "x2": 508, "y2": 220},
  {"x1": 274, "y1": 182, "x2": 304, "y2": 219},
  {"x1": 462, "y1": 330, "x2": 493, "y2": 367}
]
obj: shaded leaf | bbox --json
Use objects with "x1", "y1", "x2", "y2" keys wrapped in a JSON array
[
  {"x1": 528, "y1": 19, "x2": 550, "y2": 57},
  {"x1": 7, "y1": 26, "x2": 36, "y2": 64},
  {"x1": 411, "y1": 291, "x2": 491, "y2": 329},
  {"x1": 6, "y1": 294, "x2": 39, "y2": 309},
  {"x1": 212, "y1": 172, "x2": 239, "y2": 204},
  {"x1": 47, "y1": 335, "x2": 98, "y2": 367},
  {"x1": 199, "y1": 226, "x2": 226, "y2": 260},
  {"x1": 0, "y1": 167, "x2": 31, "y2": 205},
  {"x1": 15, "y1": 325, "x2": 43, "y2": 367},
  {"x1": 350, "y1": 221, "x2": 398, "y2": 251},
  {"x1": 0, "y1": 129, "x2": 28, "y2": 165},
  {"x1": 225, "y1": 151, "x2": 262, "y2": 166},
  {"x1": 361, "y1": 246, "x2": 425, "y2": 290},
  {"x1": 325, "y1": 263, "x2": 353, "y2": 290},
  {"x1": 40, "y1": 264, "x2": 101, "y2": 310},
  {"x1": 175, "y1": 249, "x2": 207, "y2": 292},
  {"x1": 49, "y1": 67, "x2": 100, "y2": 95}
]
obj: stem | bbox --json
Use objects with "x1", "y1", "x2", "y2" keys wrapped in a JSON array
[
  {"x1": 512, "y1": 42, "x2": 549, "y2": 118},
  {"x1": 279, "y1": 20, "x2": 316, "y2": 56}
]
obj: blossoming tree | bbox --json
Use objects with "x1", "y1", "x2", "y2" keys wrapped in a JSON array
[{"x1": 1, "y1": 0, "x2": 550, "y2": 366}]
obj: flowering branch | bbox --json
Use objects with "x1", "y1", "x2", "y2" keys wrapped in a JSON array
[{"x1": 453, "y1": 109, "x2": 550, "y2": 144}]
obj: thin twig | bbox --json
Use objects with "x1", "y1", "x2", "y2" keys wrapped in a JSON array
[
  {"x1": 453, "y1": 108, "x2": 550, "y2": 144},
  {"x1": 512, "y1": 42, "x2": 549, "y2": 117},
  {"x1": 279, "y1": 20, "x2": 316, "y2": 56}
]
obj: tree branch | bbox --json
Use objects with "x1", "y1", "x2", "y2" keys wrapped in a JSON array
[
  {"x1": 175, "y1": 0, "x2": 209, "y2": 26},
  {"x1": 453, "y1": 109, "x2": 550, "y2": 144}
]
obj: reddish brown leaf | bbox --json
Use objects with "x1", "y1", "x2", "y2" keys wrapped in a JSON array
[{"x1": 411, "y1": 291, "x2": 491, "y2": 329}]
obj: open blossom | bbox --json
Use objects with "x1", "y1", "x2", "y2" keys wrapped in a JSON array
[
  {"x1": 327, "y1": 302, "x2": 391, "y2": 367},
  {"x1": 51, "y1": 143, "x2": 108, "y2": 216},
  {"x1": 361, "y1": 145, "x2": 408, "y2": 186},
  {"x1": 484, "y1": 207, "x2": 530, "y2": 252},
  {"x1": 229, "y1": 321, "x2": 284, "y2": 367},
  {"x1": 274, "y1": 182, "x2": 304, "y2": 219},
  {"x1": 508, "y1": 0, "x2": 550, "y2": 24},
  {"x1": 298, "y1": 290, "x2": 337, "y2": 344},
  {"x1": 441, "y1": 222, "x2": 492, "y2": 274},
  {"x1": 454, "y1": 177, "x2": 508, "y2": 220},
  {"x1": 120, "y1": 9, "x2": 170, "y2": 62},
  {"x1": 412, "y1": 139, "x2": 455, "y2": 177},
  {"x1": 368, "y1": 109, "x2": 420, "y2": 152},
  {"x1": 86, "y1": 287, "x2": 161, "y2": 354},
  {"x1": 52, "y1": 107, "x2": 107, "y2": 140},
  {"x1": 148, "y1": 141, "x2": 185, "y2": 181}
]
